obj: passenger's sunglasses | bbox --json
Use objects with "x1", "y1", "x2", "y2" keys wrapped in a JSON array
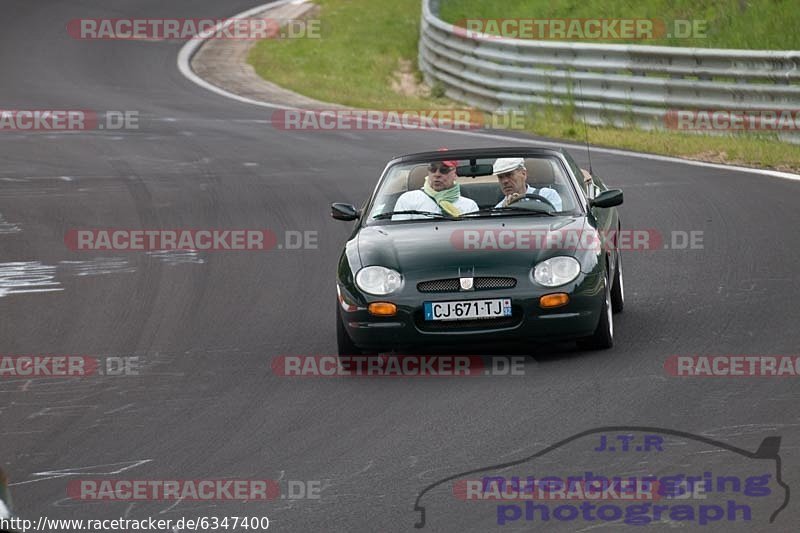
[{"x1": 428, "y1": 164, "x2": 455, "y2": 173}]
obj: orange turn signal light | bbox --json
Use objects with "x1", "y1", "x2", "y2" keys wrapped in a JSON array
[
  {"x1": 540, "y1": 293, "x2": 570, "y2": 309},
  {"x1": 368, "y1": 302, "x2": 397, "y2": 316}
]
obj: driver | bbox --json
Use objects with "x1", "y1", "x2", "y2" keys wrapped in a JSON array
[
  {"x1": 392, "y1": 159, "x2": 478, "y2": 220},
  {"x1": 493, "y1": 157, "x2": 562, "y2": 210}
]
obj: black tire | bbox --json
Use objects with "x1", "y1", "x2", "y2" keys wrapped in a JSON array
[
  {"x1": 577, "y1": 271, "x2": 614, "y2": 350},
  {"x1": 611, "y1": 252, "x2": 624, "y2": 314}
]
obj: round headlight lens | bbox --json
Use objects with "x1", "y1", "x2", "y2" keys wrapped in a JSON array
[
  {"x1": 533, "y1": 257, "x2": 581, "y2": 287},
  {"x1": 355, "y1": 266, "x2": 403, "y2": 295}
]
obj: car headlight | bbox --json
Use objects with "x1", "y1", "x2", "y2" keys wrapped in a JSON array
[
  {"x1": 532, "y1": 256, "x2": 581, "y2": 287},
  {"x1": 355, "y1": 266, "x2": 403, "y2": 295}
]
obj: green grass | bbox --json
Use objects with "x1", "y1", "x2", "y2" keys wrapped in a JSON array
[
  {"x1": 248, "y1": 0, "x2": 452, "y2": 108},
  {"x1": 526, "y1": 108, "x2": 800, "y2": 172},
  {"x1": 247, "y1": 0, "x2": 800, "y2": 172},
  {"x1": 440, "y1": 0, "x2": 800, "y2": 49}
]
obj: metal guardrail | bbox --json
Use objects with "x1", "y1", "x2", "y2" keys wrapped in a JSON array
[{"x1": 419, "y1": 0, "x2": 800, "y2": 139}]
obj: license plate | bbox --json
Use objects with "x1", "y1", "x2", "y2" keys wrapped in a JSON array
[{"x1": 424, "y1": 298, "x2": 512, "y2": 321}]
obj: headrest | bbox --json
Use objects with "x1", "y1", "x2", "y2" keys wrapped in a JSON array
[
  {"x1": 524, "y1": 158, "x2": 556, "y2": 186},
  {"x1": 407, "y1": 165, "x2": 429, "y2": 191}
]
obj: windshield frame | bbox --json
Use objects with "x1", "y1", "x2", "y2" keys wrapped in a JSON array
[{"x1": 361, "y1": 150, "x2": 586, "y2": 227}]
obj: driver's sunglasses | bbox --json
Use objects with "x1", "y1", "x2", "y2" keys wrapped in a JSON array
[{"x1": 428, "y1": 164, "x2": 455, "y2": 173}]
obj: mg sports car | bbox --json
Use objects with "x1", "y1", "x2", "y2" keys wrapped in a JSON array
[{"x1": 332, "y1": 147, "x2": 624, "y2": 355}]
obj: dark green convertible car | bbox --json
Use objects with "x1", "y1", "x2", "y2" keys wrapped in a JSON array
[{"x1": 332, "y1": 147, "x2": 623, "y2": 355}]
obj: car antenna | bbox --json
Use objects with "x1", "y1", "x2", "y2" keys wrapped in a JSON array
[{"x1": 578, "y1": 80, "x2": 593, "y2": 175}]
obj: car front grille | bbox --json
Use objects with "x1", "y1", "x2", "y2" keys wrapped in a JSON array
[{"x1": 417, "y1": 277, "x2": 517, "y2": 293}]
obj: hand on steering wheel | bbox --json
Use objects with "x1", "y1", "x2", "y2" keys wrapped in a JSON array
[{"x1": 506, "y1": 193, "x2": 556, "y2": 210}]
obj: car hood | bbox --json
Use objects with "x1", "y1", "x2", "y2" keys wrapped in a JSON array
[{"x1": 357, "y1": 216, "x2": 589, "y2": 278}]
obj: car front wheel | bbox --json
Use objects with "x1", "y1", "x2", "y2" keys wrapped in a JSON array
[
  {"x1": 611, "y1": 252, "x2": 624, "y2": 313},
  {"x1": 577, "y1": 271, "x2": 614, "y2": 350}
]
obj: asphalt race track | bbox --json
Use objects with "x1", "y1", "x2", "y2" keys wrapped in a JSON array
[{"x1": 2, "y1": 1, "x2": 799, "y2": 531}]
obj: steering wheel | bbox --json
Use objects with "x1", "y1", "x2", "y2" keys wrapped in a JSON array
[{"x1": 511, "y1": 193, "x2": 556, "y2": 210}]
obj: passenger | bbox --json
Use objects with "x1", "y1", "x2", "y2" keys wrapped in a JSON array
[{"x1": 392, "y1": 159, "x2": 478, "y2": 220}]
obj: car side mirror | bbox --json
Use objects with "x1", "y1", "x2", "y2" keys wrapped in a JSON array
[
  {"x1": 590, "y1": 189, "x2": 623, "y2": 208},
  {"x1": 331, "y1": 203, "x2": 360, "y2": 221}
]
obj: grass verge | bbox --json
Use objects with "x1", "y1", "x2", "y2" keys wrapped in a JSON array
[{"x1": 248, "y1": 0, "x2": 451, "y2": 109}]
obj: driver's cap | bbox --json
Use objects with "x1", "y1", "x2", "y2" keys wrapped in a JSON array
[{"x1": 493, "y1": 157, "x2": 525, "y2": 175}]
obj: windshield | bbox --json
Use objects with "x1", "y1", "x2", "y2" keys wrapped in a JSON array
[{"x1": 365, "y1": 155, "x2": 582, "y2": 224}]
